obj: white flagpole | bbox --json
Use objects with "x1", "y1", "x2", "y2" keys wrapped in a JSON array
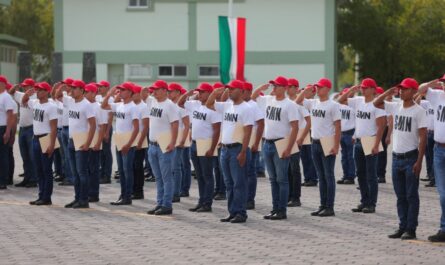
[{"x1": 228, "y1": 0, "x2": 234, "y2": 18}]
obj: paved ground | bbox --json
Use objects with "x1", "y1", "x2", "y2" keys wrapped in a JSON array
[{"x1": 1, "y1": 142, "x2": 445, "y2": 265}]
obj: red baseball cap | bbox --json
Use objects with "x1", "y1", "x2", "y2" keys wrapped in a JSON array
[
  {"x1": 314, "y1": 78, "x2": 332, "y2": 89},
  {"x1": 439, "y1": 74, "x2": 445, "y2": 82},
  {"x1": 70, "y1": 80, "x2": 86, "y2": 89},
  {"x1": 84, "y1": 83, "x2": 98, "y2": 93},
  {"x1": 150, "y1": 80, "x2": 168, "y2": 90},
  {"x1": 132, "y1": 84, "x2": 142, "y2": 94},
  {"x1": 168, "y1": 82, "x2": 183, "y2": 92},
  {"x1": 340, "y1": 87, "x2": 350, "y2": 95},
  {"x1": 179, "y1": 88, "x2": 187, "y2": 95},
  {"x1": 213, "y1": 82, "x2": 225, "y2": 89},
  {"x1": 397, "y1": 78, "x2": 419, "y2": 90},
  {"x1": 96, "y1": 80, "x2": 110, "y2": 88},
  {"x1": 288, "y1": 78, "x2": 300, "y2": 88},
  {"x1": 20, "y1": 78, "x2": 35, "y2": 87},
  {"x1": 269, "y1": 76, "x2": 288, "y2": 87},
  {"x1": 34, "y1": 82, "x2": 52, "y2": 92},
  {"x1": 376, "y1": 87, "x2": 384, "y2": 95},
  {"x1": 259, "y1": 92, "x2": 265, "y2": 96},
  {"x1": 360, "y1": 78, "x2": 377, "y2": 89},
  {"x1": 62, "y1": 78, "x2": 74, "y2": 85},
  {"x1": 226, "y1": 80, "x2": 245, "y2": 89},
  {"x1": 117, "y1": 82, "x2": 135, "y2": 91},
  {"x1": 6, "y1": 83, "x2": 12, "y2": 90},
  {"x1": 243, "y1": 82, "x2": 253, "y2": 91},
  {"x1": 0, "y1": 75, "x2": 8, "y2": 84},
  {"x1": 196, "y1": 82, "x2": 214, "y2": 93}
]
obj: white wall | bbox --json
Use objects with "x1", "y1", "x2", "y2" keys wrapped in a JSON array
[
  {"x1": 0, "y1": 62, "x2": 18, "y2": 83},
  {"x1": 62, "y1": 0, "x2": 189, "y2": 51},
  {"x1": 197, "y1": 0, "x2": 325, "y2": 51},
  {"x1": 63, "y1": 63, "x2": 82, "y2": 79},
  {"x1": 96, "y1": 63, "x2": 108, "y2": 82}
]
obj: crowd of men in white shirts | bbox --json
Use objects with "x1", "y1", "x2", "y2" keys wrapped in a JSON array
[{"x1": 0, "y1": 74, "x2": 445, "y2": 242}]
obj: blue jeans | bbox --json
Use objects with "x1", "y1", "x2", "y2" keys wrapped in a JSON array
[
  {"x1": 255, "y1": 151, "x2": 265, "y2": 174},
  {"x1": 263, "y1": 141, "x2": 290, "y2": 212},
  {"x1": 68, "y1": 139, "x2": 90, "y2": 203},
  {"x1": 288, "y1": 152, "x2": 301, "y2": 201},
  {"x1": 53, "y1": 129, "x2": 63, "y2": 176},
  {"x1": 181, "y1": 147, "x2": 192, "y2": 194},
  {"x1": 88, "y1": 150, "x2": 100, "y2": 199},
  {"x1": 190, "y1": 142, "x2": 214, "y2": 206},
  {"x1": 377, "y1": 126, "x2": 389, "y2": 180},
  {"x1": 340, "y1": 130, "x2": 355, "y2": 180},
  {"x1": 220, "y1": 145, "x2": 249, "y2": 218},
  {"x1": 354, "y1": 141, "x2": 378, "y2": 207},
  {"x1": 214, "y1": 148, "x2": 226, "y2": 194},
  {"x1": 300, "y1": 144, "x2": 317, "y2": 183},
  {"x1": 247, "y1": 151, "x2": 259, "y2": 202},
  {"x1": 133, "y1": 148, "x2": 146, "y2": 195},
  {"x1": 426, "y1": 131, "x2": 435, "y2": 180},
  {"x1": 0, "y1": 127, "x2": 9, "y2": 186},
  {"x1": 311, "y1": 141, "x2": 336, "y2": 208},
  {"x1": 18, "y1": 126, "x2": 36, "y2": 182},
  {"x1": 116, "y1": 147, "x2": 135, "y2": 200},
  {"x1": 392, "y1": 152, "x2": 419, "y2": 232},
  {"x1": 434, "y1": 144, "x2": 445, "y2": 232},
  {"x1": 172, "y1": 147, "x2": 184, "y2": 197},
  {"x1": 61, "y1": 127, "x2": 73, "y2": 183},
  {"x1": 148, "y1": 144, "x2": 174, "y2": 209},
  {"x1": 32, "y1": 137, "x2": 54, "y2": 201},
  {"x1": 100, "y1": 128, "x2": 113, "y2": 180}
]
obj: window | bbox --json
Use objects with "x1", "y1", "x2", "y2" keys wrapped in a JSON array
[
  {"x1": 158, "y1": 65, "x2": 187, "y2": 78},
  {"x1": 0, "y1": 46, "x2": 17, "y2": 63},
  {"x1": 128, "y1": 0, "x2": 151, "y2": 8},
  {"x1": 199, "y1": 65, "x2": 219, "y2": 78},
  {"x1": 126, "y1": 64, "x2": 153, "y2": 79}
]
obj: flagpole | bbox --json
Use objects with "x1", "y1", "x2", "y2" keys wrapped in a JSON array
[{"x1": 228, "y1": 0, "x2": 233, "y2": 18}]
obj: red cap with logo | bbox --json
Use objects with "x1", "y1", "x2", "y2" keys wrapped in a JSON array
[
  {"x1": 96, "y1": 80, "x2": 110, "y2": 88},
  {"x1": 288, "y1": 78, "x2": 300, "y2": 88},
  {"x1": 0, "y1": 75, "x2": 8, "y2": 84},
  {"x1": 243, "y1": 82, "x2": 253, "y2": 91},
  {"x1": 225, "y1": 80, "x2": 245, "y2": 89},
  {"x1": 397, "y1": 78, "x2": 419, "y2": 90},
  {"x1": 196, "y1": 82, "x2": 214, "y2": 93},
  {"x1": 314, "y1": 78, "x2": 332, "y2": 89},
  {"x1": 62, "y1": 78, "x2": 74, "y2": 85},
  {"x1": 360, "y1": 78, "x2": 377, "y2": 89},
  {"x1": 168, "y1": 82, "x2": 183, "y2": 92},
  {"x1": 213, "y1": 82, "x2": 224, "y2": 89},
  {"x1": 376, "y1": 87, "x2": 384, "y2": 95},
  {"x1": 150, "y1": 80, "x2": 168, "y2": 90},
  {"x1": 20, "y1": 78, "x2": 35, "y2": 87},
  {"x1": 70, "y1": 80, "x2": 86, "y2": 89},
  {"x1": 269, "y1": 76, "x2": 288, "y2": 87},
  {"x1": 84, "y1": 83, "x2": 98, "y2": 93},
  {"x1": 34, "y1": 82, "x2": 52, "y2": 92},
  {"x1": 117, "y1": 82, "x2": 135, "y2": 91}
]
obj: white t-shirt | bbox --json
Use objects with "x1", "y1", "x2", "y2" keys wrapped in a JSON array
[
  {"x1": 177, "y1": 105, "x2": 189, "y2": 129},
  {"x1": 385, "y1": 101, "x2": 427, "y2": 153},
  {"x1": 148, "y1": 99, "x2": 180, "y2": 141},
  {"x1": 91, "y1": 102, "x2": 108, "y2": 131},
  {"x1": 95, "y1": 95, "x2": 114, "y2": 105},
  {"x1": 215, "y1": 101, "x2": 254, "y2": 144},
  {"x1": 420, "y1": 100, "x2": 435, "y2": 131},
  {"x1": 63, "y1": 97, "x2": 95, "y2": 138},
  {"x1": 256, "y1": 96, "x2": 300, "y2": 139},
  {"x1": 27, "y1": 99, "x2": 58, "y2": 135},
  {"x1": 426, "y1": 88, "x2": 445, "y2": 143},
  {"x1": 348, "y1": 97, "x2": 386, "y2": 138},
  {"x1": 134, "y1": 102, "x2": 150, "y2": 131},
  {"x1": 295, "y1": 103, "x2": 310, "y2": 130},
  {"x1": 304, "y1": 99, "x2": 341, "y2": 139},
  {"x1": 110, "y1": 101, "x2": 139, "y2": 134},
  {"x1": 13, "y1": 91, "x2": 36, "y2": 127},
  {"x1": 51, "y1": 99, "x2": 64, "y2": 129},
  {"x1": 185, "y1": 100, "x2": 222, "y2": 140},
  {"x1": 0, "y1": 91, "x2": 16, "y2": 126},
  {"x1": 246, "y1": 100, "x2": 265, "y2": 129},
  {"x1": 339, "y1": 104, "x2": 355, "y2": 132}
]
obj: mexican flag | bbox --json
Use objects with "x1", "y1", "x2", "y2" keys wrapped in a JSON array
[{"x1": 219, "y1": 16, "x2": 246, "y2": 84}]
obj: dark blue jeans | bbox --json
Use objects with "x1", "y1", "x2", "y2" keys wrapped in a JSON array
[
  {"x1": 263, "y1": 141, "x2": 290, "y2": 213},
  {"x1": 116, "y1": 147, "x2": 136, "y2": 200},
  {"x1": 0, "y1": 126, "x2": 9, "y2": 186},
  {"x1": 426, "y1": 131, "x2": 435, "y2": 180},
  {"x1": 288, "y1": 152, "x2": 301, "y2": 201},
  {"x1": 392, "y1": 152, "x2": 419, "y2": 232},
  {"x1": 100, "y1": 128, "x2": 113, "y2": 180},
  {"x1": 181, "y1": 147, "x2": 191, "y2": 194},
  {"x1": 88, "y1": 150, "x2": 100, "y2": 199},
  {"x1": 18, "y1": 126, "x2": 36, "y2": 182},
  {"x1": 133, "y1": 148, "x2": 146, "y2": 195},
  {"x1": 220, "y1": 145, "x2": 249, "y2": 218},
  {"x1": 148, "y1": 144, "x2": 174, "y2": 208},
  {"x1": 377, "y1": 126, "x2": 389, "y2": 180},
  {"x1": 255, "y1": 151, "x2": 265, "y2": 174},
  {"x1": 311, "y1": 141, "x2": 336, "y2": 208},
  {"x1": 172, "y1": 147, "x2": 184, "y2": 197},
  {"x1": 214, "y1": 148, "x2": 226, "y2": 194},
  {"x1": 340, "y1": 130, "x2": 355, "y2": 180},
  {"x1": 61, "y1": 127, "x2": 73, "y2": 183},
  {"x1": 247, "y1": 151, "x2": 259, "y2": 203},
  {"x1": 68, "y1": 139, "x2": 90, "y2": 203},
  {"x1": 190, "y1": 142, "x2": 214, "y2": 207},
  {"x1": 32, "y1": 137, "x2": 54, "y2": 201},
  {"x1": 433, "y1": 144, "x2": 445, "y2": 232},
  {"x1": 53, "y1": 129, "x2": 63, "y2": 176},
  {"x1": 300, "y1": 144, "x2": 317, "y2": 183},
  {"x1": 354, "y1": 141, "x2": 378, "y2": 207}
]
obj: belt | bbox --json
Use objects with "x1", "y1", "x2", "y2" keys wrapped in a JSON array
[
  {"x1": 221, "y1": 143, "x2": 242, "y2": 148},
  {"x1": 34, "y1": 134, "x2": 48, "y2": 139},
  {"x1": 312, "y1": 139, "x2": 321, "y2": 144},
  {"x1": 20, "y1": 125, "x2": 33, "y2": 129},
  {"x1": 149, "y1": 141, "x2": 159, "y2": 146},
  {"x1": 63, "y1": 126, "x2": 69, "y2": 129},
  {"x1": 436, "y1": 142, "x2": 445, "y2": 148},
  {"x1": 342, "y1": 129, "x2": 355, "y2": 135},
  {"x1": 264, "y1": 138, "x2": 283, "y2": 144},
  {"x1": 392, "y1": 149, "x2": 418, "y2": 160}
]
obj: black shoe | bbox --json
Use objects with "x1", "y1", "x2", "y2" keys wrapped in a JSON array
[
  {"x1": 351, "y1": 204, "x2": 365, "y2": 213},
  {"x1": 147, "y1": 206, "x2": 162, "y2": 215},
  {"x1": 189, "y1": 204, "x2": 203, "y2": 212},
  {"x1": 59, "y1": 180, "x2": 74, "y2": 186},
  {"x1": 304, "y1": 181, "x2": 317, "y2": 187},
  {"x1": 425, "y1": 182, "x2": 436, "y2": 187},
  {"x1": 0, "y1": 185, "x2": 7, "y2": 190},
  {"x1": 132, "y1": 193, "x2": 144, "y2": 200},
  {"x1": 191, "y1": 170, "x2": 196, "y2": 177},
  {"x1": 337, "y1": 179, "x2": 354, "y2": 185},
  {"x1": 172, "y1": 196, "x2": 181, "y2": 203},
  {"x1": 318, "y1": 208, "x2": 335, "y2": 217},
  {"x1": 15, "y1": 181, "x2": 28, "y2": 187},
  {"x1": 311, "y1": 206, "x2": 326, "y2": 216},
  {"x1": 287, "y1": 199, "x2": 301, "y2": 207},
  {"x1": 270, "y1": 211, "x2": 287, "y2": 220},
  {"x1": 420, "y1": 177, "x2": 431, "y2": 182},
  {"x1": 362, "y1": 206, "x2": 376, "y2": 213},
  {"x1": 99, "y1": 178, "x2": 111, "y2": 184},
  {"x1": 110, "y1": 198, "x2": 132, "y2": 205},
  {"x1": 246, "y1": 201, "x2": 255, "y2": 210},
  {"x1": 145, "y1": 176, "x2": 155, "y2": 182},
  {"x1": 196, "y1": 205, "x2": 212, "y2": 212},
  {"x1": 72, "y1": 201, "x2": 89, "y2": 209},
  {"x1": 230, "y1": 214, "x2": 247, "y2": 223},
  {"x1": 29, "y1": 199, "x2": 41, "y2": 205},
  {"x1": 179, "y1": 191, "x2": 189, "y2": 197},
  {"x1": 25, "y1": 182, "x2": 37, "y2": 188},
  {"x1": 88, "y1": 197, "x2": 100, "y2": 203},
  {"x1": 19, "y1": 172, "x2": 25, "y2": 177},
  {"x1": 388, "y1": 229, "x2": 405, "y2": 239},
  {"x1": 401, "y1": 231, "x2": 416, "y2": 240},
  {"x1": 154, "y1": 207, "x2": 172, "y2": 215},
  {"x1": 256, "y1": 172, "x2": 266, "y2": 178},
  {"x1": 35, "y1": 200, "x2": 52, "y2": 206},
  {"x1": 213, "y1": 193, "x2": 226, "y2": 200},
  {"x1": 428, "y1": 230, "x2": 445, "y2": 242},
  {"x1": 378, "y1": 178, "x2": 386, "y2": 183},
  {"x1": 65, "y1": 200, "x2": 77, "y2": 208},
  {"x1": 54, "y1": 176, "x2": 64, "y2": 182},
  {"x1": 220, "y1": 215, "x2": 235, "y2": 222},
  {"x1": 264, "y1": 210, "x2": 277, "y2": 219}
]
